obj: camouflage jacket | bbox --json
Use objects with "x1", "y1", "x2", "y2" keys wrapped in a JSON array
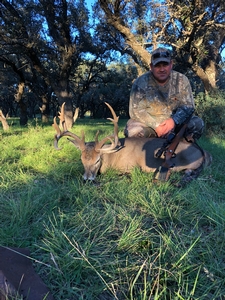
[{"x1": 129, "y1": 70, "x2": 195, "y2": 129}]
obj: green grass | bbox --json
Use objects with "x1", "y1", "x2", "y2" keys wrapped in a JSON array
[{"x1": 0, "y1": 118, "x2": 225, "y2": 299}]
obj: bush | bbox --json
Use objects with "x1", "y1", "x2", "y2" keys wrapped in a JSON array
[{"x1": 195, "y1": 90, "x2": 225, "y2": 135}]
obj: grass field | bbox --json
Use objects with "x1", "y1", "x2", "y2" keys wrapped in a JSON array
[{"x1": 0, "y1": 117, "x2": 225, "y2": 299}]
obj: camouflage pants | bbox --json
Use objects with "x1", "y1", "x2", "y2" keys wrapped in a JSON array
[{"x1": 124, "y1": 116, "x2": 204, "y2": 140}]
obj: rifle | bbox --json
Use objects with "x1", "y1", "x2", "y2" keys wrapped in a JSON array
[{"x1": 153, "y1": 121, "x2": 189, "y2": 181}]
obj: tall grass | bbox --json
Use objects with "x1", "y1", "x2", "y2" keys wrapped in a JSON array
[{"x1": 0, "y1": 117, "x2": 225, "y2": 299}]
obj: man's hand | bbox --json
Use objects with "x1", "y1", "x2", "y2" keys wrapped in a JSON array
[{"x1": 155, "y1": 118, "x2": 175, "y2": 138}]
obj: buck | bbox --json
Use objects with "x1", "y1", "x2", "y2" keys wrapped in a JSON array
[{"x1": 53, "y1": 102, "x2": 212, "y2": 184}]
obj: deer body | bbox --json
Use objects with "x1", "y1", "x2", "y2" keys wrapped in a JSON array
[
  {"x1": 86, "y1": 137, "x2": 209, "y2": 178},
  {"x1": 53, "y1": 102, "x2": 211, "y2": 182}
]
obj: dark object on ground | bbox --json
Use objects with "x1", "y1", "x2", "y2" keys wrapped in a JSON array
[{"x1": 0, "y1": 246, "x2": 54, "y2": 300}]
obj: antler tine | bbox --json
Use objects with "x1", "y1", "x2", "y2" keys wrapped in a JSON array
[
  {"x1": 52, "y1": 116, "x2": 61, "y2": 137},
  {"x1": 105, "y1": 102, "x2": 119, "y2": 146},
  {"x1": 58, "y1": 102, "x2": 67, "y2": 132},
  {"x1": 73, "y1": 107, "x2": 79, "y2": 122},
  {"x1": 106, "y1": 102, "x2": 120, "y2": 146},
  {"x1": 104, "y1": 102, "x2": 119, "y2": 122},
  {"x1": 52, "y1": 102, "x2": 86, "y2": 151},
  {"x1": 95, "y1": 133, "x2": 115, "y2": 152},
  {"x1": 95, "y1": 102, "x2": 120, "y2": 152},
  {"x1": 52, "y1": 116, "x2": 62, "y2": 149}
]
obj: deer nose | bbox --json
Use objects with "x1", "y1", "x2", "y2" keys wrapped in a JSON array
[{"x1": 83, "y1": 172, "x2": 96, "y2": 181}]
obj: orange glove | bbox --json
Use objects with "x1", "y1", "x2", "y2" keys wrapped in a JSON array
[{"x1": 155, "y1": 118, "x2": 175, "y2": 138}]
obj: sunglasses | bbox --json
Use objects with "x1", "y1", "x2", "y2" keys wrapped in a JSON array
[{"x1": 152, "y1": 51, "x2": 171, "y2": 60}]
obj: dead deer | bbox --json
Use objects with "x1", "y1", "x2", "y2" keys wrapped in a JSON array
[{"x1": 53, "y1": 102, "x2": 212, "y2": 184}]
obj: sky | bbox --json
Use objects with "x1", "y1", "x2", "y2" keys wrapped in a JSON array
[{"x1": 85, "y1": 0, "x2": 95, "y2": 10}]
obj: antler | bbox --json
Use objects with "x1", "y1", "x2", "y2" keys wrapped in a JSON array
[
  {"x1": 95, "y1": 102, "x2": 120, "y2": 153},
  {"x1": 52, "y1": 102, "x2": 85, "y2": 151},
  {"x1": 53, "y1": 102, "x2": 120, "y2": 153}
]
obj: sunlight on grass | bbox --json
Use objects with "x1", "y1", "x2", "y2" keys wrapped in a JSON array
[{"x1": 0, "y1": 121, "x2": 225, "y2": 299}]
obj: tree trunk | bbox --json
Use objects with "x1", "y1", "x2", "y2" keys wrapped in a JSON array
[
  {"x1": 192, "y1": 59, "x2": 217, "y2": 93},
  {"x1": 0, "y1": 110, "x2": 9, "y2": 130},
  {"x1": 14, "y1": 82, "x2": 28, "y2": 126},
  {"x1": 204, "y1": 60, "x2": 217, "y2": 90},
  {"x1": 54, "y1": 89, "x2": 73, "y2": 129},
  {"x1": 39, "y1": 95, "x2": 50, "y2": 123}
]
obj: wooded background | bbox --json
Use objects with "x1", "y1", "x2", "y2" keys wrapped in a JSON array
[{"x1": 0, "y1": 0, "x2": 225, "y2": 128}]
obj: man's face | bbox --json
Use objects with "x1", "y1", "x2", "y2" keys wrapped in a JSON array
[{"x1": 150, "y1": 61, "x2": 173, "y2": 84}]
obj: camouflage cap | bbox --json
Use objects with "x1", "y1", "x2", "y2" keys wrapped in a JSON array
[{"x1": 151, "y1": 47, "x2": 172, "y2": 66}]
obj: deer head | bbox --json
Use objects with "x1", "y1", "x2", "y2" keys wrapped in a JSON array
[{"x1": 53, "y1": 102, "x2": 120, "y2": 180}]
